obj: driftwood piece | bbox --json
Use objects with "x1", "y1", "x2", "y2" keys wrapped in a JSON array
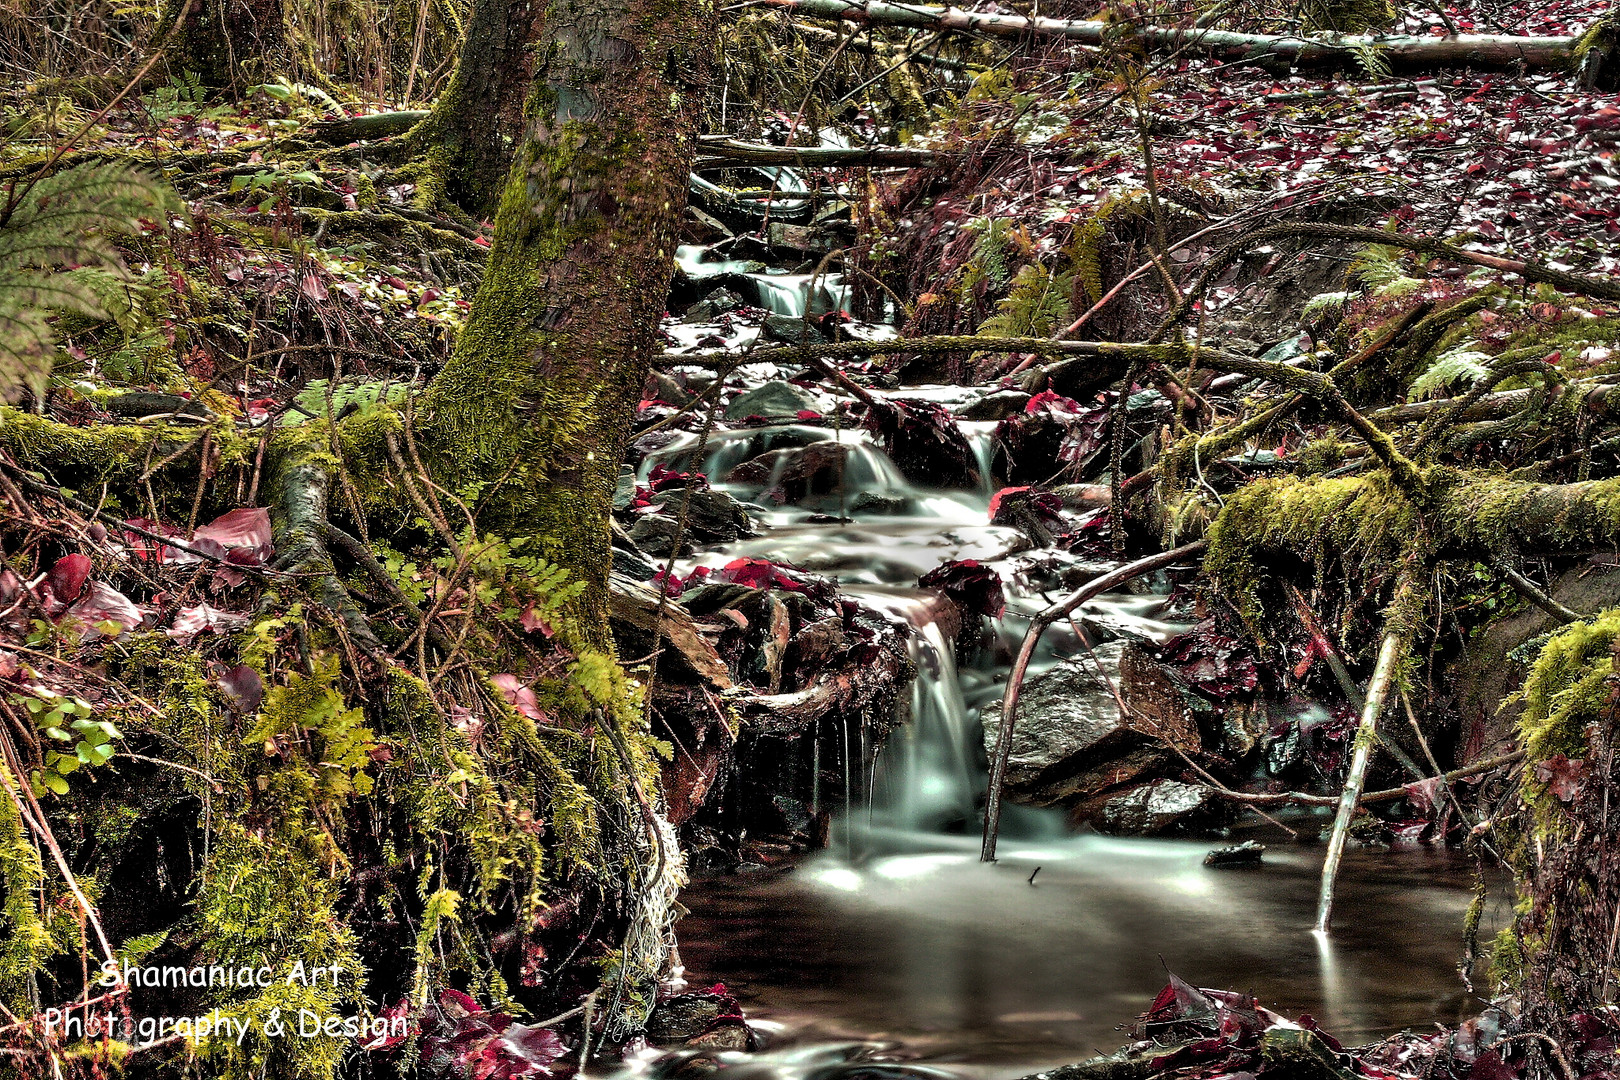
[{"x1": 608, "y1": 572, "x2": 734, "y2": 689}]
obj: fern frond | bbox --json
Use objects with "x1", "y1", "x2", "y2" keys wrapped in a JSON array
[
  {"x1": 1407, "y1": 346, "x2": 1492, "y2": 401},
  {"x1": 978, "y1": 262, "x2": 1073, "y2": 339},
  {"x1": 0, "y1": 161, "x2": 180, "y2": 400},
  {"x1": 0, "y1": 161, "x2": 180, "y2": 271}
]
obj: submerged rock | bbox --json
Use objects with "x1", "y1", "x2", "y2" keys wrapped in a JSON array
[
  {"x1": 725, "y1": 378, "x2": 821, "y2": 420},
  {"x1": 1205, "y1": 839, "x2": 1265, "y2": 867}
]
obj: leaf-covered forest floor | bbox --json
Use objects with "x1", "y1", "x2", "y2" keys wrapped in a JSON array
[{"x1": 10, "y1": 0, "x2": 1620, "y2": 1075}]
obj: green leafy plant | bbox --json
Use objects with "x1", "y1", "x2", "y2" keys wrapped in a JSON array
[
  {"x1": 228, "y1": 165, "x2": 322, "y2": 214},
  {"x1": 0, "y1": 160, "x2": 181, "y2": 400},
  {"x1": 9, "y1": 691, "x2": 121, "y2": 795}
]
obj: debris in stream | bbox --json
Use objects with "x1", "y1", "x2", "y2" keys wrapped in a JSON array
[{"x1": 1203, "y1": 840, "x2": 1266, "y2": 867}]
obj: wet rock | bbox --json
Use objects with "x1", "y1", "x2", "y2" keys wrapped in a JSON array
[
  {"x1": 981, "y1": 643, "x2": 1174, "y2": 807},
  {"x1": 626, "y1": 487, "x2": 753, "y2": 550},
  {"x1": 726, "y1": 441, "x2": 852, "y2": 504},
  {"x1": 725, "y1": 378, "x2": 821, "y2": 421},
  {"x1": 681, "y1": 287, "x2": 747, "y2": 323},
  {"x1": 761, "y1": 314, "x2": 828, "y2": 346},
  {"x1": 1218, "y1": 698, "x2": 1270, "y2": 761},
  {"x1": 955, "y1": 389, "x2": 1030, "y2": 421},
  {"x1": 645, "y1": 990, "x2": 738, "y2": 1044},
  {"x1": 1118, "y1": 644, "x2": 1202, "y2": 752},
  {"x1": 611, "y1": 541, "x2": 659, "y2": 581},
  {"x1": 1096, "y1": 779, "x2": 1223, "y2": 836},
  {"x1": 851, "y1": 491, "x2": 907, "y2": 514},
  {"x1": 644, "y1": 369, "x2": 692, "y2": 403},
  {"x1": 628, "y1": 514, "x2": 691, "y2": 557},
  {"x1": 685, "y1": 487, "x2": 755, "y2": 543},
  {"x1": 1204, "y1": 840, "x2": 1264, "y2": 867}
]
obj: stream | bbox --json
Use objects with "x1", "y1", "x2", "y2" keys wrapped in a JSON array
[{"x1": 634, "y1": 277, "x2": 1510, "y2": 1076}]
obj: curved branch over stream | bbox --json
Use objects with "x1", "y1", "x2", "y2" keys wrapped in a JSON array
[{"x1": 981, "y1": 540, "x2": 1209, "y2": 862}]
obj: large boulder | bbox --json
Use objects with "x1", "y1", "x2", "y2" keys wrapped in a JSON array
[
  {"x1": 725, "y1": 379, "x2": 821, "y2": 421},
  {"x1": 982, "y1": 642, "x2": 1181, "y2": 808}
]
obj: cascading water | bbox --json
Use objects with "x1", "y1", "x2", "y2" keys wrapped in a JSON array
[{"x1": 642, "y1": 275, "x2": 1500, "y2": 1072}]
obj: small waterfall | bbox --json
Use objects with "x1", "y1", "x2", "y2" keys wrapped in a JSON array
[{"x1": 854, "y1": 592, "x2": 980, "y2": 834}]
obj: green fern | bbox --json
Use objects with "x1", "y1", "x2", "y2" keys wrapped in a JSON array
[
  {"x1": 978, "y1": 262, "x2": 1074, "y2": 339},
  {"x1": 1407, "y1": 345, "x2": 1493, "y2": 401},
  {"x1": 0, "y1": 160, "x2": 181, "y2": 400},
  {"x1": 1348, "y1": 242, "x2": 1414, "y2": 291}
]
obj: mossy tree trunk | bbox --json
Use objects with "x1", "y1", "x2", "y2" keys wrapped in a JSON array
[
  {"x1": 1494, "y1": 616, "x2": 1620, "y2": 1028},
  {"x1": 417, "y1": 0, "x2": 714, "y2": 643},
  {"x1": 404, "y1": 0, "x2": 543, "y2": 214},
  {"x1": 156, "y1": 0, "x2": 298, "y2": 91}
]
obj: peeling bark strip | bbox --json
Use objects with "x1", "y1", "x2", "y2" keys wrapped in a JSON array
[{"x1": 766, "y1": 0, "x2": 1578, "y2": 73}]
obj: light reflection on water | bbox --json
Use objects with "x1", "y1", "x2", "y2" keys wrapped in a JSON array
[{"x1": 676, "y1": 833, "x2": 1507, "y2": 1070}]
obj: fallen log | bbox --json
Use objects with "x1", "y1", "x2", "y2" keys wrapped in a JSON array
[
  {"x1": 694, "y1": 137, "x2": 940, "y2": 169},
  {"x1": 766, "y1": 0, "x2": 1578, "y2": 73}
]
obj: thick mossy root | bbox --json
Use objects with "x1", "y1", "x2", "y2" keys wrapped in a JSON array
[
  {"x1": 1489, "y1": 612, "x2": 1620, "y2": 1023},
  {"x1": 1204, "y1": 465, "x2": 1620, "y2": 630},
  {"x1": 267, "y1": 459, "x2": 387, "y2": 658}
]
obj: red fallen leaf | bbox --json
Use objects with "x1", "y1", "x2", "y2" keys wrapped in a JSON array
[
  {"x1": 48, "y1": 554, "x2": 92, "y2": 602},
  {"x1": 1404, "y1": 775, "x2": 1446, "y2": 818},
  {"x1": 217, "y1": 664, "x2": 264, "y2": 714},
  {"x1": 64, "y1": 582, "x2": 144, "y2": 633},
  {"x1": 988, "y1": 485, "x2": 1029, "y2": 518},
  {"x1": 796, "y1": 409, "x2": 823, "y2": 420},
  {"x1": 300, "y1": 273, "x2": 327, "y2": 303},
  {"x1": 493, "y1": 674, "x2": 546, "y2": 721},
  {"x1": 362, "y1": 999, "x2": 416, "y2": 1052},
  {"x1": 167, "y1": 602, "x2": 251, "y2": 642},
  {"x1": 1534, "y1": 753, "x2": 1588, "y2": 803},
  {"x1": 1024, "y1": 389, "x2": 1081, "y2": 414},
  {"x1": 650, "y1": 567, "x2": 686, "y2": 599},
  {"x1": 386, "y1": 275, "x2": 411, "y2": 291},
  {"x1": 517, "y1": 605, "x2": 554, "y2": 636},
  {"x1": 194, "y1": 507, "x2": 274, "y2": 564}
]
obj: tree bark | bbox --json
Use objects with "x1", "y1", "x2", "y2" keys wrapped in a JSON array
[
  {"x1": 155, "y1": 0, "x2": 298, "y2": 91},
  {"x1": 405, "y1": 0, "x2": 545, "y2": 214},
  {"x1": 418, "y1": 0, "x2": 714, "y2": 643},
  {"x1": 766, "y1": 0, "x2": 1577, "y2": 73}
]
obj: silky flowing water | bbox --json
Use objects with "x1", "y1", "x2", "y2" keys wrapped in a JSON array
[{"x1": 638, "y1": 307, "x2": 1507, "y2": 1073}]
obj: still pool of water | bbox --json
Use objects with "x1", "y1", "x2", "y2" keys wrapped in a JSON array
[{"x1": 675, "y1": 833, "x2": 1507, "y2": 1072}]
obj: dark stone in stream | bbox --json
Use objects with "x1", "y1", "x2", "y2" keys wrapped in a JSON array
[
  {"x1": 681, "y1": 287, "x2": 747, "y2": 323},
  {"x1": 628, "y1": 514, "x2": 691, "y2": 557},
  {"x1": 955, "y1": 388, "x2": 1030, "y2": 421},
  {"x1": 725, "y1": 378, "x2": 822, "y2": 421},
  {"x1": 1204, "y1": 839, "x2": 1265, "y2": 867},
  {"x1": 726, "y1": 441, "x2": 853, "y2": 505},
  {"x1": 631, "y1": 488, "x2": 755, "y2": 548},
  {"x1": 982, "y1": 643, "x2": 1174, "y2": 811},
  {"x1": 760, "y1": 314, "x2": 829, "y2": 346},
  {"x1": 1096, "y1": 779, "x2": 1223, "y2": 836}
]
